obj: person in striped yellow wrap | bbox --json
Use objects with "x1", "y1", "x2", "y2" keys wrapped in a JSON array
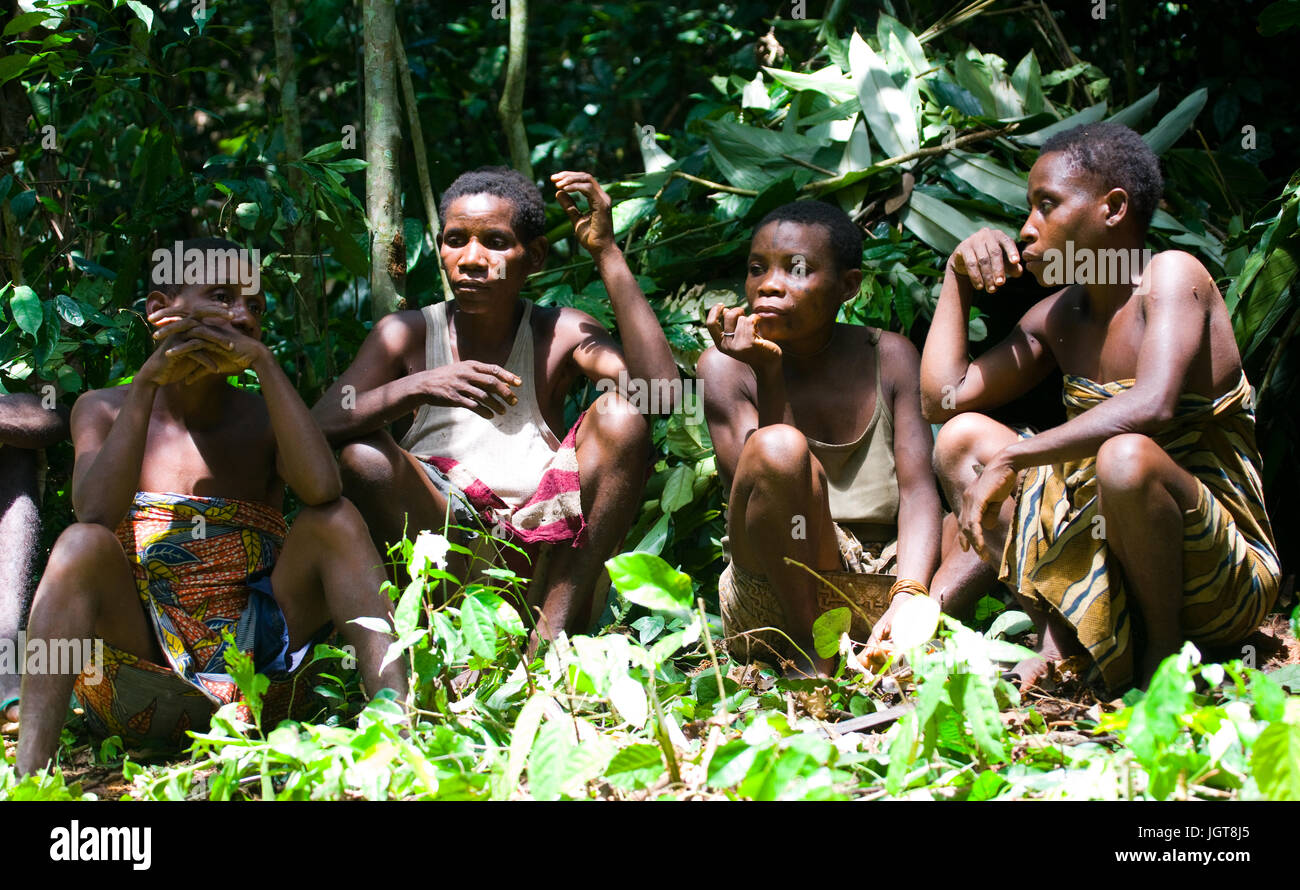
[{"x1": 914, "y1": 122, "x2": 1280, "y2": 692}]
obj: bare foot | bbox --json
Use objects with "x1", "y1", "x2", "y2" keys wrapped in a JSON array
[{"x1": 1004, "y1": 656, "x2": 1054, "y2": 695}]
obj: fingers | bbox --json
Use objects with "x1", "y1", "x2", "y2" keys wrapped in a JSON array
[
  {"x1": 994, "y1": 230, "x2": 1022, "y2": 278},
  {"x1": 149, "y1": 304, "x2": 232, "y2": 327},
  {"x1": 178, "y1": 324, "x2": 236, "y2": 352},
  {"x1": 705, "y1": 303, "x2": 725, "y2": 346},
  {"x1": 551, "y1": 171, "x2": 608, "y2": 208},
  {"x1": 555, "y1": 189, "x2": 583, "y2": 226},
  {"x1": 473, "y1": 362, "x2": 522, "y2": 388}
]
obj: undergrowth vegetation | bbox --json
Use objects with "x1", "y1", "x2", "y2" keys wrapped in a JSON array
[{"x1": 4, "y1": 532, "x2": 1297, "y2": 802}]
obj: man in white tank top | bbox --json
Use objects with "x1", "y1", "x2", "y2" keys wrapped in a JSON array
[{"x1": 314, "y1": 168, "x2": 678, "y2": 651}]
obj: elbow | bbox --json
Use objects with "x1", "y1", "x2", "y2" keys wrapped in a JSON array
[
  {"x1": 296, "y1": 469, "x2": 344, "y2": 507},
  {"x1": 920, "y1": 392, "x2": 953, "y2": 425}
]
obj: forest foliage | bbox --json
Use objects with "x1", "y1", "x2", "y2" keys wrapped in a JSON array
[{"x1": 1, "y1": 0, "x2": 1298, "y2": 800}]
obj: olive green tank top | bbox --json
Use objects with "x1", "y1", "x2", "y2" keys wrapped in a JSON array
[{"x1": 804, "y1": 327, "x2": 899, "y2": 527}]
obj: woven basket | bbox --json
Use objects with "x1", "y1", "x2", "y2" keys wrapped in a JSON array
[{"x1": 816, "y1": 572, "x2": 896, "y2": 639}]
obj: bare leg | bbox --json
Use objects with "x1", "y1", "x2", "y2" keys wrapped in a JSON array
[
  {"x1": 339, "y1": 431, "x2": 473, "y2": 584},
  {"x1": 533, "y1": 392, "x2": 650, "y2": 647},
  {"x1": 268, "y1": 498, "x2": 408, "y2": 699},
  {"x1": 929, "y1": 513, "x2": 995, "y2": 619},
  {"x1": 932, "y1": 413, "x2": 1080, "y2": 690},
  {"x1": 931, "y1": 413, "x2": 1021, "y2": 603},
  {"x1": 0, "y1": 447, "x2": 41, "y2": 725},
  {"x1": 17, "y1": 524, "x2": 160, "y2": 776},
  {"x1": 727, "y1": 424, "x2": 843, "y2": 676},
  {"x1": 1095, "y1": 434, "x2": 1200, "y2": 687}
]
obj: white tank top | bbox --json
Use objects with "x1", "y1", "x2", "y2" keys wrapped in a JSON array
[{"x1": 397, "y1": 300, "x2": 562, "y2": 507}]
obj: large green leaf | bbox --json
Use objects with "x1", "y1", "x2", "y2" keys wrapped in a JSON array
[
  {"x1": 876, "y1": 13, "x2": 928, "y2": 75},
  {"x1": 459, "y1": 594, "x2": 497, "y2": 659},
  {"x1": 848, "y1": 31, "x2": 918, "y2": 160},
  {"x1": 812, "y1": 607, "x2": 850, "y2": 658},
  {"x1": 950, "y1": 672, "x2": 1007, "y2": 763},
  {"x1": 1108, "y1": 87, "x2": 1161, "y2": 129},
  {"x1": 1011, "y1": 52, "x2": 1045, "y2": 115},
  {"x1": 1142, "y1": 88, "x2": 1208, "y2": 155},
  {"x1": 942, "y1": 150, "x2": 1029, "y2": 209},
  {"x1": 700, "y1": 120, "x2": 821, "y2": 191},
  {"x1": 762, "y1": 65, "x2": 856, "y2": 103},
  {"x1": 1252, "y1": 722, "x2": 1300, "y2": 800},
  {"x1": 604, "y1": 744, "x2": 665, "y2": 790},
  {"x1": 10, "y1": 286, "x2": 43, "y2": 335},
  {"x1": 606, "y1": 551, "x2": 693, "y2": 614},
  {"x1": 901, "y1": 189, "x2": 1016, "y2": 255},
  {"x1": 1017, "y1": 101, "x2": 1107, "y2": 147}
]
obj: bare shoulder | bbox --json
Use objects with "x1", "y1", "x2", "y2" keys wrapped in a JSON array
[
  {"x1": 1140, "y1": 249, "x2": 1220, "y2": 306},
  {"x1": 876, "y1": 330, "x2": 920, "y2": 365},
  {"x1": 544, "y1": 303, "x2": 620, "y2": 359},
  {"x1": 371, "y1": 307, "x2": 428, "y2": 351},
  {"x1": 71, "y1": 384, "x2": 127, "y2": 426}
]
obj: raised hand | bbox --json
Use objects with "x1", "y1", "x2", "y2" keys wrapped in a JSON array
[
  {"x1": 949, "y1": 227, "x2": 1022, "y2": 294},
  {"x1": 148, "y1": 304, "x2": 268, "y2": 380},
  {"x1": 139, "y1": 304, "x2": 235, "y2": 386},
  {"x1": 420, "y1": 361, "x2": 522, "y2": 420},
  {"x1": 552, "y1": 171, "x2": 615, "y2": 257},
  {"x1": 706, "y1": 303, "x2": 782, "y2": 370}
]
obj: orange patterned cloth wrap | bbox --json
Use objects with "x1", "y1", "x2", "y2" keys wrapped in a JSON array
[{"x1": 74, "y1": 492, "x2": 324, "y2": 749}]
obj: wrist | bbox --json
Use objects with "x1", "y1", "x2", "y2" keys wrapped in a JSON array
[
  {"x1": 248, "y1": 343, "x2": 275, "y2": 373},
  {"x1": 590, "y1": 243, "x2": 625, "y2": 269}
]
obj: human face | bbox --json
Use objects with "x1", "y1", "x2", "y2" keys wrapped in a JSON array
[
  {"x1": 745, "y1": 221, "x2": 858, "y2": 342},
  {"x1": 1019, "y1": 151, "x2": 1112, "y2": 281},
  {"x1": 439, "y1": 194, "x2": 544, "y2": 313},
  {"x1": 149, "y1": 275, "x2": 266, "y2": 342}
]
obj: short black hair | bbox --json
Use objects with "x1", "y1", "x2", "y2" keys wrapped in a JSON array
[
  {"x1": 1040, "y1": 121, "x2": 1164, "y2": 231},
  {"x1": 752, "y1": 200, "x2": 863, "y2": 273},
  {"x1": 151, "y1": 236, "x2": 248, "y2": 296},
  {"x1": 440, "y1": 166, "x2": 547, "y2": 243}
]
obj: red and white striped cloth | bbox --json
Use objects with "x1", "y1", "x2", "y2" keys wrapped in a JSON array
[{"x1": 423, "y1": 411, "x2": 588, "y2": 546}]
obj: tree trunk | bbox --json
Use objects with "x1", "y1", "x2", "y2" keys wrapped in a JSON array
[
  {"x1": 498, "y1": 0, "x2": 533, "y2": 179},
  {"x1": 269, "y1": 0, "x2": 322, "y2": 389},
  {"x1": 395, "y1": 37, "x2": 452, "y2": 301},
  {"x1": 362, "y1": 0, "x2": 404, "y2": 319}
]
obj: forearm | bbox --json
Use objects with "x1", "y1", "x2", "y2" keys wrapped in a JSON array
[
  {"x1": 920, "y1": 265, "x2": 974, "y2": 419},
  {"x1": 752, "y1": 365, "x2": 791, "y2": 430},
  {"x1": 72, "y1": 384, "x2": 158, "y2": 526},
  {"x1": 252, "y1": 353, "x2": 342, "y2": 504},
  {"x1": 0, "y1": 395, "x2": 70, "y2": 448},
  {"x1": 593, "y1": 248, "x2": 678, "y2": 392},
  {"x1": 997, "y1": 392, "x2": 1167, "y2": 471},
  {"x1": 894, "y1": 486, "x2": 942, "y2": 588},
  {"x1": 315, "y1": 374, "x2": 429, "y2": 445}
]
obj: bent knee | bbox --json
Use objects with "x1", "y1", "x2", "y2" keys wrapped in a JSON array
[
  {"x1": 932, "y1": 412, "x2": 1002, "y2": 475},
  {"x1": 339, "y1": 436, "x2": 399, "y2": 487},
  {"x1": 737, "y1": 424, "x2": 812, "y2": 479},
  {"x1": 293, "y1": 497, "x2": 367, "y2": 539},
  {"x1": 43, "y1": 523, "x2": 126, "y2": 586},
  {"x1": 1095, "y1": 433, "x2": 1162, "y2": 495},
  {"x1": 586, "y1": 391, "x2": 650, "y2": 445}
]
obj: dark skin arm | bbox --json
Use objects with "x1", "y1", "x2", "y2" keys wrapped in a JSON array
[
  {"x1": 700, "y1": 304, "x2": 787, "y2": 488},
  {"x1": 70, "y1": 306, "x2": 228, "y2": 527},
  {"x1": 920, "y1": 228, "x2": 1058, "y2": 423},
  {"x1": 551, "y1": 171, "x2": 679, "y2": 407},
  {"x1": 959, "y1": 252, "x2": 1214, "y2": 558},
  {"x1": 312, "y1": 312, "x2": 523, "y2": 443},
  {"x1": 860, "y1": 336, "x2": 943, "y2": 652},
  {"x1": 0, "y1": 392, "x2": 70, "y2": 449}
]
